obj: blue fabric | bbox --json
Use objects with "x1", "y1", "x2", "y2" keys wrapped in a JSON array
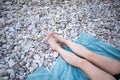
[{"x1": 26, "y1": 32, "x2": 120, "y2": 80}]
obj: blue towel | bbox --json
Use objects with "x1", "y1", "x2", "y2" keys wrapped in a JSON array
[{"x1": 26, "y1": 32, "x2": 120, "y2": 80}]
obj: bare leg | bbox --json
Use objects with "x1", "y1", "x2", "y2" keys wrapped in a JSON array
[
  {"x1": 52, "y1": 32, "x2": 120, "y2": 75},
  {"x1": 47, "y1": 34, "x2": 116, "y2": 80}
]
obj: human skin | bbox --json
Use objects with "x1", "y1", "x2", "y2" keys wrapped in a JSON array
[{"x1": 47, "y1": 32, "x2": 118, "y2": 80}]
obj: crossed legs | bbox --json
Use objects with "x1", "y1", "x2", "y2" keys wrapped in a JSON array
[{"x1": 47, "y1": 32, "x2": 120, "y2": 80}]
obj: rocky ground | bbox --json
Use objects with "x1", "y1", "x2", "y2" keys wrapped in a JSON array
[{"x1": 0, "y1": 0, "x2": 120, "y2": 80}]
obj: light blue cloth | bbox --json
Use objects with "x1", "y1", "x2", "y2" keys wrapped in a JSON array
[{"x1": 26, "y1": 32, "x2": 120, "y2": 80}]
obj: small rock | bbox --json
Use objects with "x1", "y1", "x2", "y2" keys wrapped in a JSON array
[
  {"x1": 0, "y1": 68, "x2": 8, "y2": 77},
  {"x1": 19, "y1": 75, "x2": 24, "y2": 80},
  {"x1": 0, "y1": 42, "x2": 3, "y2": 47},
  {"x1": 45, "y1": 54, "x2": 49, "y2": 59},
  {"x1": 20, "y1": 55, "x2": 25, "y2": 60},
  {"x1": 33, "y1": 59, "x2": 42, "y2": 66},
  {"x1": 1, "y1": 76, "x2": 9, "y2": 80},
  {"x1": 53, "y1": 51, "x2": 59, "y2": 58},
  {"x1": 34, "y1": 54, "x2": 40, "y2": 60},
  {"x1": 26, "y1": 62, "x2": 30, "y2": 68},
  {"x1": 57, "y1": 29, "x2": 63, "y2": 34},
  {"x1": 8, "y1": 59, "x2": 16, "y2": 68},
  {"x1": 10, "y1": 53, "x2": 16, "y2": 58},
  {"x1": 43, "y1": 60, "x2": 48, "y2": 67},
  {"x1": 7, "y1": 69, "x2": 15, "y2": 79},
  {"x1": 41, "y1": 43, "x2": 48, "y2": 50},
  {"x1": 29, "y1": 63, "x2": 38, "y2": 73}
]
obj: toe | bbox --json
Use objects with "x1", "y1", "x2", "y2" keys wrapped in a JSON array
[{"x1": 47, "y1": 33, "x2": 53, "y2": 40}]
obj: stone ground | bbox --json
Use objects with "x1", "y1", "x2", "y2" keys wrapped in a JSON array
[{"x1": 0, "y1": 0, "x2": 120, "y2": 80}]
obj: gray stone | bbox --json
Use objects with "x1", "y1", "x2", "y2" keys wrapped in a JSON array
[
  {"x1": 29, "y1": 63, "x2": 38, "y2": 73},
  {"x1": 7, "y1": 69, "x2": 15, "y2": 79},
  {"x1": 8, "y1": 59, "x2": 16, "y2": 68},
  {"x1": 41, "y1": 43, "x2": 48, "y2": 50},
  {"x1": 1, "y1": 76, "x2": 9, "y2": 80},
  {"x1": 19, "y1": 75, "x2": 24, "y2": 80},
  {"x1": 0, "y1": 68, "x2": 8, "y2": 77},
  {"x1": 0, "y1": 0, "x2": 3, "y2": 4},
  {"x1": 33, "y1": 54, "x2": 40, "y2": 60},
  {"x1": 10, "y1": 53, "x2": 16, "y2": 59}
]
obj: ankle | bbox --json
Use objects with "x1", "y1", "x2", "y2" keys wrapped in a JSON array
[
  {"x1": 85, "y1": 51, "x2": 95, "y2": 60},
  {"x1": 60, "y1": 38, "x2": 67, "y2": 44},
  {"x1": 78, "y1": 59, "x2": 88, "y2": 68},
  {"x1": 55, "y1": 45, "x2": 61, "y2": 51},
  {"x1": 64, "y1": 39, "x2": 70, "y2": 45},
  {"x1": 56, "y1": 46, "x2": 63, "y2": 53}
]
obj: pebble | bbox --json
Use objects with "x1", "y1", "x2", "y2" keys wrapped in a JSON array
[
  {"x1": 0, "y1": 68, "x2": 7, "y2": 75},
  {"x1": 8, "y1": 59, "x2": 16, "y2": 68},
  {"x1": 26, "y1": 62, "x2": 30, "y2": 68},
  {"x1": 0, "y1": 0, "x2": 119, "y2": 79},
  {"x1": 10, "y1": 53, "x2": 16, "y2": 58},
  {"x1": 19, "y1": 75, "x2": 24, "y2": 80},
  {"x1": 20, "y1": 55, "x2": 25, "y2": 60},
  {"x1": 7, "y1": 69, "x2": 15, "y2": 79},
  {"x1": 41, "y1": 43, "x2": 48, "y2": 50},
  {"x1": 53, "y1": 51, "x2": 59, "y2": 58},
  {"x1": 29, "y1": 63, "x2": 38, "y2": 73},
  {"x1": 45, "y1": 54, "x2": 49, "y2": 59},
  {"x1": 34, "y1": 54, "x2": 40, "y2": 60},
  {"x1": 0, "y1": 76, "x2": 9, "y2": 80}
]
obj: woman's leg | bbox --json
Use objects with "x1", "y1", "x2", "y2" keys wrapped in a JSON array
[
  {"x1": 52, "y1": 32, "x2": 120, "y2": 75},
  {"x1": 47, "y1": 34, "x2": 116, "y2": 80}
]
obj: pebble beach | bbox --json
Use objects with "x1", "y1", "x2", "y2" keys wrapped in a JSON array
[{"x1": 0, "y1": 0, "x2": 120, "y2": 80}]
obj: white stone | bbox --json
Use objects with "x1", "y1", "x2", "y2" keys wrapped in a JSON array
[
  {"x1": 29, "y1": 63, "x2": 38, "y2": 73},
  {"x1": 26, "y1": 62, "x2": 30, "y2": 68},
  {"x1": 57, "y1": 29, "x2": 63, "y2": 34},
  {"x1": 34, "y1": 54, "x2": 40, "y2": 60},
  {"x1": 8, "y1": 59, "x2": 15, "y2": 68},
  {"x1": 45, "y1": 54, "x2": 49, "y2": 59},
  {"x1": 20, "y1": 55, "x2": 25, "y2": 60},
  {"x1": 53, "y1": 51, "x2": 59, "y2": 58},
  {"x1": 33, "y1": 59, "x2": 42, "y2": 66}
]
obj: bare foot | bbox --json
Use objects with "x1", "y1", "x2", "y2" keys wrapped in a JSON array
[
  {"x1": 47, "y1": 33, "x2": 60, "y2": 51},
  {"x1": 51, "y1": 32, "x2": 66, "y2": 43}
]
